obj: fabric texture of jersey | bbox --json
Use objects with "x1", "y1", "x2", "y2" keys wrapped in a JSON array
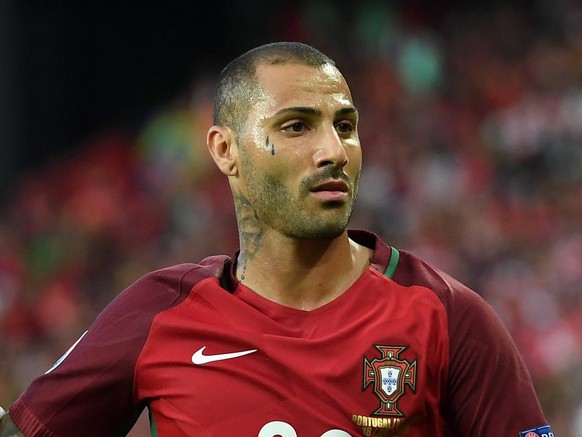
[{"x1": 9, "y1": 230, "x2": 548, "y2": 436}]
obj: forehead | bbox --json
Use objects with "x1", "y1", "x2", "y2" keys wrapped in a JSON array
[{"x1": 253, "y1": 62, "x2": 354, "y2": 114}]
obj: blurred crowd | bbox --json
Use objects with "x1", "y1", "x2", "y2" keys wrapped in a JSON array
[{"x1": 1, "y1": 1, "x2": 582, "y2": 435}]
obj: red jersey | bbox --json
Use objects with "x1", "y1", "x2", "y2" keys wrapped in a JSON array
[{"x1": 9, "y1": 230, "x2": 549, "y2": 436}]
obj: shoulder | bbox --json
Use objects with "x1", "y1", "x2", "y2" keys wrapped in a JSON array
[
  {"x1": 389, "y1": 248, "x2": 524, "y2": 370},
  {"x1": 392, "y1": 249, "x2": 503, "y2": 339},
  {"x1": 352, "y1": 229, "x2": 493, "y2": 320},
  {"x1": 353, "y1": 231, "x2": 548, "y2": 426},
  {"x1": 358, "y1": 231, "x2": 485, "y2": 311},
  {"x1": 7, "y1": 256, "x2": 233, "y2": 437},
  {"x1": 139, "y1": 255, "x2": 231, "y2": 291},
  {"x1": 73, "y1": 257, "x2": 233, "y2": 360},
  {"x1": 95, "y1": 255, "x2": 232, "y2": 325}
]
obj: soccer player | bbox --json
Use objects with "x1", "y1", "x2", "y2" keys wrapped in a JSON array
[{"x1": 1, "y1": 42, "x2": 552, "y2": 436}]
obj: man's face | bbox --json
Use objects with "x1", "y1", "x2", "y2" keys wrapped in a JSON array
[{"x1": 234, "y1": 62, "x2": 362, "y2": 240}]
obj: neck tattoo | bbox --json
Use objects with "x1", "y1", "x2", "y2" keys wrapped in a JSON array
[
  {"x1": 238, "y1": 254, "x2": 248, "y2": 281},
  {"x1": 234, "y1": 193, "x2": 263, "y2": 283}
]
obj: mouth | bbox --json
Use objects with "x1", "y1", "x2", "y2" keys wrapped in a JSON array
[
  {"x1": 311, "y1": 180, "x2": 349, "y2": 193},
  {"x1": 309, "y1": 179, "x2": 350, "y2": 202}
]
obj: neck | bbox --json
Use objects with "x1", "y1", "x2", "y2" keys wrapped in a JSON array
[{"x1": 236, "y1": 231, "x2": 371, "y2": 310}]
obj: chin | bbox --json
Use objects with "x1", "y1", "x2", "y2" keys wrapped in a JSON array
[
  {"x1": 276, "y1": 204, "x2": 354, "y2": 240},
  {"x1": 292, "y1": 221, "x2": 349, "y2": 240}
]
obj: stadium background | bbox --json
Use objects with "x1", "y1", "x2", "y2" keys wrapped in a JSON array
[{"x1": 1, "y1": 1, "x2": 581, "y2": 435}]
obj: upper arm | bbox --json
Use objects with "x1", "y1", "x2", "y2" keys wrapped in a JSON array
[
  {"x1": 444, "y1": 280, "x2": 548, "y2": 435},
  {"x1": 0, "y1": 414, "x2": 26, "y2": 437},
  {"x1": 7, "y1": 266, "x2": 201, "y2": 436},
  {"x1": 7, "y1": 273, "x2": 167, "y2": 436}
]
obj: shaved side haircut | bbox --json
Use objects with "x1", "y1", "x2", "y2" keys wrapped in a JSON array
[{"x1": 213, "y1": 42, "x2": 336, "y2": 136}]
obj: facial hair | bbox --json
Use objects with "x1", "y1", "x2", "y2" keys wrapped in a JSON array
[{"x1": 239, "y1": 158, "x2": 359, "y2": 240}]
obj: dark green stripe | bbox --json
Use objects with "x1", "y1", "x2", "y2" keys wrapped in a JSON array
[
  {"x1": 384, "y1": 247, "x2": 400, "y2": 278},
  {"x1": 149, "y1": 409, "x2": 158, "y2": 437}
]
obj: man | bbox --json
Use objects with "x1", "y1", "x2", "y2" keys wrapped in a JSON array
[{"x1": 1, "y1": 42, "x2": 551, "y2": 436}]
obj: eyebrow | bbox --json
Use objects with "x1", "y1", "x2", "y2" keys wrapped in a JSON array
[
  {"x1": 337, "y1": 107, "x2": 359, "y2": 117},
  {"x1": 272, "y1": 106, "x2": 359, "y2": 118}
]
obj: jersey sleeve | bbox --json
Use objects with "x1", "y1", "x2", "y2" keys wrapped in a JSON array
[
  {"x1": 438, "y1": 271, "x2": 548, "y2": 436},
  {"x1": 8, "y1": 263, "x2": 208, "y2": 437}
]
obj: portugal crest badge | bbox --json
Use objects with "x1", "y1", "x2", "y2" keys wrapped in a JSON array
[{"x1": 363, "y1": 345, "x2": 417, "y2": 416}]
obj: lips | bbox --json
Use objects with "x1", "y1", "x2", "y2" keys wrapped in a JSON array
[
  {"x1": 309, "y1": 179, "x2": 350, "y2": 202},
  {"x1": 310, "y1": 180, "x2": 350, "y2": 193}
]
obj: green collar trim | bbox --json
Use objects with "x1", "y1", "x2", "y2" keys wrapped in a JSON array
[{"x1": 384, "y1": 246, "x2": 400, "y2": 278}]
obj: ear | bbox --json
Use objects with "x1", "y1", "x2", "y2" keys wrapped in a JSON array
[{"x1": 207, "y1": 125, "x2": 238, "y2": 176}]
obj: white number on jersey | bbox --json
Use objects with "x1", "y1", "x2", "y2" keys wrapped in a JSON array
[{"x1": 258, "y1": 421, "x2": 352, "y2": 437}]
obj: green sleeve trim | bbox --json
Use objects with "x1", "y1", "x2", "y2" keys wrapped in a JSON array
[{"x1": 384, "y1": 247, "x2": 400, "y2": 278}]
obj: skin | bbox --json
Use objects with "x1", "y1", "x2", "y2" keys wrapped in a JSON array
[{"x1": 207, "y1": 62, "x2": 372, "y2": 310}]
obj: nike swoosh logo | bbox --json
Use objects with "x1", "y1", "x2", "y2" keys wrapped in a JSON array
[{"x1": 191, "y1": 346, "x2": 257, "y2": 365}]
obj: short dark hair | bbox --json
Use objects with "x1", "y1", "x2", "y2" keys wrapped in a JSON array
[{"x1": 213, "y1": 41, "x2": 336, "y2": 134}]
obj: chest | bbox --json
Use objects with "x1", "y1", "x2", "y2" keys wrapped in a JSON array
[{"x1": 135, "y1": 278, "x2": 450, "y2": 436}]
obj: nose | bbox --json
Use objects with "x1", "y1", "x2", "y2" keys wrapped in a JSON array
[{"x1": 313, "y1": 126, "x2": 348, "y2": 169}]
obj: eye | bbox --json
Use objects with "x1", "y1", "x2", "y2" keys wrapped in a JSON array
[
  {"x1": 282, "y1": 121, "x2": 307, "y2": 134},
  {"x1": 335, "y1": 121, "x2": 355, "y2": 134}
]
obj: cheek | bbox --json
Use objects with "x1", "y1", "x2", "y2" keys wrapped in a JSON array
[
  {"x1": 243, "y1": 153, "x2": 295, "y2": 192},
  {"x1": 346, "y1": 146, "x2": 362, "y2": 173}
]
